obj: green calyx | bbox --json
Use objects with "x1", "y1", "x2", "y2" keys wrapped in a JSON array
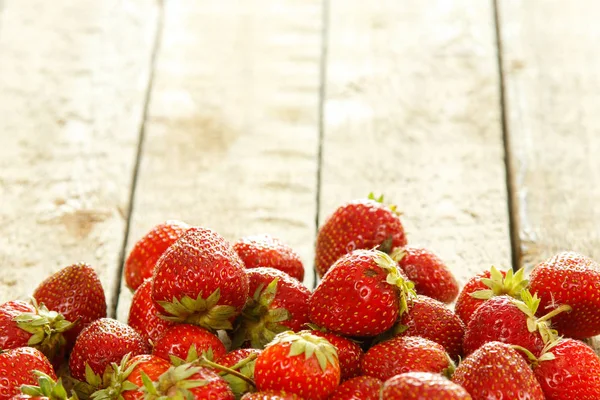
[
  {"x1": 19, "y1": 371, "x2": 79, "y2": 400},
  {"x1": 140, "y1": 364, "x2": 208, "y2": 400},
  {"x1": 367, "y1": 192, "x2": 401, "y2": 215},
  {"x1": 89, "y1": 353, "x2": 140, "y2": 400},
  {"x1": 169, "y1": 345, "x2": 215, "y2": 367},
  {"x1": 157, "y1": 288, "x2": 237, "y2": 331},
  {"x1": 512, "y1": 338, "x2": 558, "y2": 368},
  {"x1": 470, "y1": 266, "x2": 529, "y2": 301},
  {"x1": 13, "y1": 298, "x2": 78, "y2": 361},
  {"x1": 268, "y1": 331, "x2": 338, "y2": 373},
  {"x1": 374, "y1": 251, "x2": 416, "y2": 316},
  {"x1": 196, "y1": 354, "x2": 257, "y2": 394}
]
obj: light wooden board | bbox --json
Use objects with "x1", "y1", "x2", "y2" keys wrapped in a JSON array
[
  {"x1": 320, "y1": 0, "x2": 512, "y2": 285},
  {"x1": 0, "y1": 0, "x2": 159, "y2": 314},
  {"x1": 116, "y1": 0, "x2": 322, "y2": 321},
  {"x1": 497, "y1": 0, "x2": 600, "y2": 353}
]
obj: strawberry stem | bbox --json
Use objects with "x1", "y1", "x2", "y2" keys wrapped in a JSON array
[
  {"x1": 537, "y1": 304, "x2": 572, "y2": 323},
  {"x1": 198, "y1": 356, "x2": 256, "y2": 388}
]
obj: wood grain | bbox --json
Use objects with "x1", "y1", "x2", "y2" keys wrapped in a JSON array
[
  {"x1": 498, "y1": 0, "x2": 600, "y2": 353},
  {"x1": 320, "y1": 0, "x2": 512, "y2": 285},
  {"x1": 115, "y1": 0, "x2": 322, "y2": 321},
  {"x1": 0, "y1": 0, "x2": 159, "y2": 313}
]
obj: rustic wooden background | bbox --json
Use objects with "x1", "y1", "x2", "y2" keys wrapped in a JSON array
[{"x1": 1, "y1": 0, "x2": 599, "y2": 348}]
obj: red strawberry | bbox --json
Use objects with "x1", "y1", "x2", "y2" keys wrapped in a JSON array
[
  {"x1": 233, "y1": 235, "x2": 304, "y2": 281},
  {"x1": 392, "y1": 247, "x2": 459, "y2": 303},
  {"x1": 328, "y1": 376, "x2": 382, "y2": 400},
  {"x1": 0, "y1": 347, "x2": 56, "y2": 400},
  {"x1": 215, "y1": 349, "x2": 261, "y2": 398},
  {"x1": 152, "y1": 324, "x2": 226, "y2": 364},
  {"x1": 127, "y1": 279, "x2": 174, "y2": 345},
  {"x1": 33, "y1": 263, "x2": 107, "y2": 345},
  {"x1": 381, "y1": 372, "x2": 471, "y2": 399},
  {"x1": 309, "y1": 249, "x2": 415, "y2": 337},
  {"x1": 454, "y1": 266, "x2": 527, "y2": 325},
  {"x1": 9, "y1": 371, "x2": 76, "y2": 400},
  {"x1": 391, "y1": 295, "x2": 465, "y2": 360},
  {"x1": 69, "y1": 318, "x2": 149, "y2": 381},
  {"x1": 315, "y1": 194, "x2": 407, "y2": 277},
  {"x1": 121, "y1": 355, "x2": 171, "y2": 400},
  {"x1": 308, "y1": 330, "x2": 363, "y2": 381},
  {"x1": 254, "y1": 331, "x2": 340, "y2": 400},
  {"x1": 361, "y1": 336, "x2": 452, "y2": 381},
  {"x1": 233, "y1": 267, "x2": 310, "y2": 349},
  {"x1": 124, "y1": 220, "x2": 190, "y2": 291},
  {"x1": 529, "y1": 251, "x2": 600, "y2": 338},
  {"x1": 151, "y1": 227, "x2": 249, "y2": 331},
  {"x1": 452, "y1": 341, "x2": 544, "y2": 400},
  {"x1": 240, "y1": 391, "x2": 302, "y2": 399}
]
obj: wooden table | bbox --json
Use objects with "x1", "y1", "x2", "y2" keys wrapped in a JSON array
[{"x1": 1, "y1": 0, "x2": 599, "y2": 349}]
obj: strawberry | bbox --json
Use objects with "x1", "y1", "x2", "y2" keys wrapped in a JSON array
[
  {"x1": 308, "y1": 330, "x2": 363, "y2": 381},
  {"x1": 391, "y1": 247, "x2": 459, "y2": 303},
  {"x1": 315, "y1": 194, "x2": 407, "y2": 277},
  {"x1": 328, "y1": 376, "x2": 382, "y2": 400},
  {"x1": 33, "y1": 263, "x2": 107, "y2": 346},
  {"x1": 11, "y1": 371, "x2": 76, "y2": 400},
  {"x1": 254, "y1": 331, "x2": 340, "y2": 400},
  {"x1": 452, "y1": 341, "x2": 544, "y2": 400},
  {"x1": 127, "y1": 279, "x2": 174, "y2": 346},
  {"x1": 151, "y1": 227, "x2": 249, "y2": 331},
  {"x1": 152, "y1": 324, "x2": 226, "y2": 364},
  {"x1": 140, "y1": 363, "x2": 234, "y2": 399},
  {"x1": 454, "y1": 266, "x2": 527, "y2": 325},
  {"x1": 240, "y1": 391, "x2": 302, "y2": 399},
  {"x1": 69, "y1": 318, "x2": 150, "y2": 381},
  {"x1": 233, "y1": 235, "x2": 304, "y2": 281},
  {"x1": 215, "y1": 349, "x2": 261, "y2": 398},
  {"x1": 361, "y1": 336, "x2": 452, "y2": 381},
  {"x1": 124, "y1": 220, "x2": 190, "y2": 291},
  {"x1": 381, "y1": 372, "x2": 471, "y2": 399},
  {"x1": 529, "y1": 251, "x2": 600, "y2": 338},
  {"x1": 232, "y1": 267, "x2": 310, "y2": 349},
  {"x1": 0, "y1": 347, "x2": 56, "y2": 400},
  {"x1": 309, "y1": 249, "x2": 415, "y2": 337}
]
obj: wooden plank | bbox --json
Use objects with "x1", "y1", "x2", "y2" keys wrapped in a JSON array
[
  {"x1": 320, "y1": 0, "x2": 512, "y2": 286},
  {"x1": 116, "y1": 0, "x2": 322, "y2": 320},
  {"x1": 0, "y1": 0, "x2": 159, "y2": 314},
  {"x1": 497, "y1": 0, "x2": 600, "y2": 352}
]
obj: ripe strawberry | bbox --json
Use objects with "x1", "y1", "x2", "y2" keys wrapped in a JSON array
[
  {"x1": 69, "y1": 318, "x2": 150, "y2": 381},
  {"x1": 215, "y1": 349, "x2": 261, "y2": 398},
  {"x1": 33, "y1": 263, "x2": 107, "y2": 346},
  {"x1": 308, "y1": 330, "x2": 363, "y2": 381},
  {"x1": 0, "y1": 347, "x2": 56, "y2": 400},
  {"x1": 309, "y1": 249, "x2": 415, "y2": 337},
  {"x1": 140, "y1": 363, "x2": 234, "y2": 399},
  {"x1": 452, "y1": 341, "x2": 544, "y2": 400},
  {"x1": 315, "y1": 194, "x2": 407, "y2": 277},
  {"x1": 392, "y1": 247, "x2": 459, "y2": 303},
  {"x1": 233, "y1": 235, "x2": 304, "y2": 281},
  {"x1": 254, "y1": 331, "x2": 340, "y2": 400},
  {"x1": 529, "y1": 251, "x2": 600, "y2": 338},
  {"x1": 454, "y1": 266, "x2": 527, "y2": 325},
  {"x1": 328, "y1": 376, "x2": 382, "y2": 400},
  {"x1": 152, "y1": 324, "x2": 226, "y2": 364},
  {"x1": 232, "y1": 267, "x2": 310, "y2": 349},
  {"x1": 10, "y1": 371, "x2": 76, "y2": 400},
  {"x1": 390, "y1": 295, "x2": 465, "y2": 360},
  {"x1": 240, "y1": 391, "x2": 302, "y2": 399},
  {"x1": 151, "y1": 227, "x2": 249, "y2": 331},
  {"x1": 381, "y1": 372, "x2": 471, "y2": 399},
  {"x1": 127, "y1": 279, "x2": 174, "y2": 345},
  {"x1": 361, "y1": 336, "x2": 452, "y2": 381},
  {"x1": 124, "y1": 220, "x2": 190, "y2": 291}
]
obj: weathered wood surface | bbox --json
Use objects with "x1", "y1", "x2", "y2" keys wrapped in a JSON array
[
  {"x1": 319, "y1": 0, "x2": 512, "y2": 285},
  {"x1": 497, "y1": 0, "x2": 600, "y2": 352},
  {"x1": 115, "y1": 0, "x2": 323, "y2": 321},
  {"x1": 0, "y1": 0, "x2": 159, "y2": 313}
]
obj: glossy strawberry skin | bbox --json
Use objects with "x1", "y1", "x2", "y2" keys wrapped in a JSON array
[
  {"x1": 381, "y1": 372, "x2": 471, "y2": 399},
  {"x1": 396, "y1": 247, "x2": 459, "y2": 304},
  {"x1": 533, "y1": 338, "x2": 600, "y2": 399},
  {"x1": 454, "y1": 270, "x2": 505, "y2": 325},
  {"x1": 216, "y1": 348, "x2": 261, "y2": 368},
  {"x1": 309, "y1": 331, "x2": 363, "y2": 381},
  {"x1": 128, "y1": 279, "x2": 174, "y2": 346},
  {"x1": 328, "y1": 376, "x2": 382, "y2": 400},
  {"x1": 0, "y1": 347, "x2": 56, "y2": 400},
  {"x1": 182, "y1": 367, "x2": 234, "y2": 399},
  {"x1": 452, "y1": 341, "x2": 544, "y2": 400},
  {"x1": 315, "y1": 198, "x2": 407, "y2": 277},
  {"x1": 124, "y1": 220, "x2": 190, "y2": 291},
  {"x1": 234, "y1": 235, "x2": 304, "y2": 281},
  {"x1": 122, "y1": 354, "x2": 171, "y2": 400},
  {"x1": 309, "y1": 250, "x2": 404, "y2": 337},
  {"x1": 33, "y1": 263, "x2": 107, "y2": 345},
  {"x1": 361, "y1": 336, "x2": 451, "y2": 381},
  {"x1": 240, "y1": 391, "x2": 302, "y2": 400},
  {"x1": 152, "y1": 324, "x2": 226, "y2": 362},
  {"x1": 0, "y1": 301, "x2": 36, "y2": 350},
  {"x1": 69, "y1": 318, "x2": 150, "y2": 380},
  {"x1": 529, "y1": 251, "x2": 600, "y2": 339},
  {"x1": 396, "y1": 295, "x2": 465, "y2": 360}
]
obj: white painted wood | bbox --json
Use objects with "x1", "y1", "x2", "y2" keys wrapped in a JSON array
[{"x1": 0, "y1": 0, "x2": 159, "y2": 314}]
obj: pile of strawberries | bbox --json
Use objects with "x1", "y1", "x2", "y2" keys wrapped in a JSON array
[{"x1": 1, "y1": 194, "x2": 600, "y2": 400}]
